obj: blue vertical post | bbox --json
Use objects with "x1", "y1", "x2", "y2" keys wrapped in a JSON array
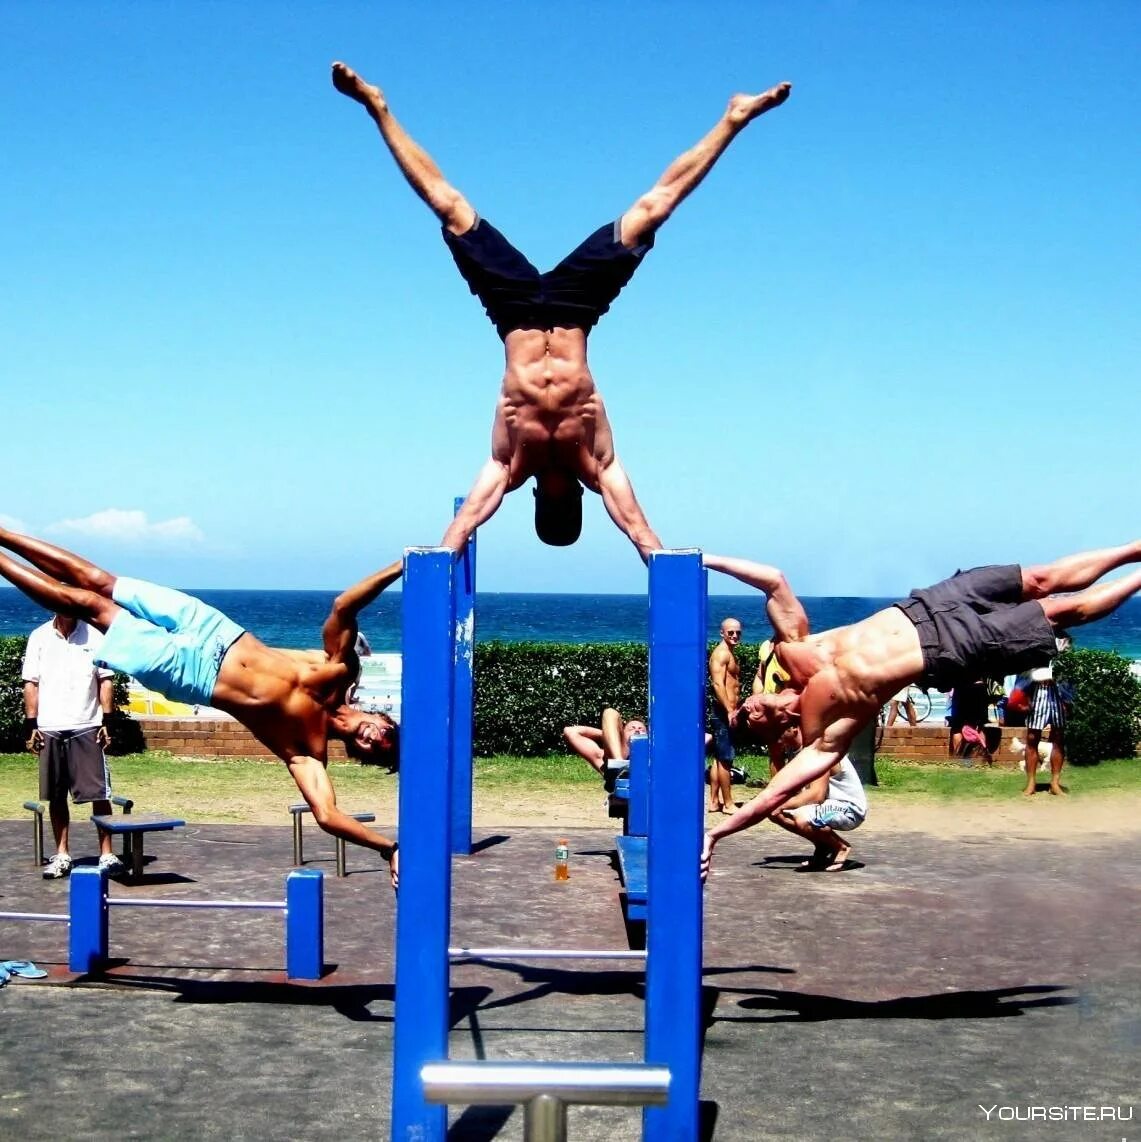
[
  {"x1": 628, "y1": 734, "x2": 650, "y2": 838},
  {"x1": 392, "y1": 548, "x2": 456, "y2": 1142},
  {"x1": 68, "y1": 866, "x2": 107, "y2": 973},
  {"x1": 285, "y1": 868, "x2": 324, "y2": 981},
  {"x1": 644, "y1": 550, "x2": 706, "y2": 1140},
  {"x1": 450, "y1": 496, "x2": 476, "y2": 856}
]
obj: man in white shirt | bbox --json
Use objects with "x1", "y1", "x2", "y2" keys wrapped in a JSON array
[{"x1": 22, "y1": 614, "x2": 121, "y2": 878}]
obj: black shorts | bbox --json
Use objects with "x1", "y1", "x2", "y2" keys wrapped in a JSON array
[
  {"x1": 709, "y1": 707, "x2": 736, "y2": 762},
  {"x1": 894, "y1": 564, "x2": 1057, "y2": 690},
  {"x1": 442, "y1": 217, "x2": 654, "y2": 340},
  {"x1": 39, "y1": 728, "x2": 112, "y2": 804}
]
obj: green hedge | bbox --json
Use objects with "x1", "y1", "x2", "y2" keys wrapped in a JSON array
[
  {"x1": 473, "y1": 639, "x2": 761, "y2": 756},
  {"x1": 1054, "y1": 648, "x2": 1141, "y2": 766},
  {"x1": 3, "y1": 632, "x2": 1136, "y2": 763}
]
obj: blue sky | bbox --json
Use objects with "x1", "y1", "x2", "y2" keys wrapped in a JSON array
[{"x1": 3, "y1": 2, "x2": 1138, "y2": 595}]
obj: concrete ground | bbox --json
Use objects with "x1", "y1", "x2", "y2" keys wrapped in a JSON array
[{"x1": 0, "y1": 814, "x2": 1137, "y2": 1141}]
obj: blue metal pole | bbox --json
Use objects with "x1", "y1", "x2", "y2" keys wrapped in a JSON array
[
  {"x1": 68, "y1": 866, "x2": 107, "y2": 973},
  {"x1": 393, "y1": 548, "x2": 456, "y2": 1142},
  {"x1": 450, "y1": 495, "x2": 476, "y2": 856},
  {"x1": 644, "y1": 550, "x2": 706, "y2": 1141},
  {"x1": 628, "y1": 733, "x2": 650, "y2": 838},
  {"x1": 285, "y1": 868, "x2": 324, "y2": 981}
]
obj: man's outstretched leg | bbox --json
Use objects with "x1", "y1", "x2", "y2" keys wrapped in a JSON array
[
  {"x1": 1022, "y1": 540, "x2": 1141, "y2": 598},
  {"x1": 618, "y1": 82, "x2": 791, "y2": 248},
  {"x1": 0, "y1": 527, "x2": 116, "y2": 596},
  {"x1": 1039, "y1": 568, "x2": 1141, "y2": 629},
  {"x1": 332, "y1": 62, "x2": 477, "y2": 236}
]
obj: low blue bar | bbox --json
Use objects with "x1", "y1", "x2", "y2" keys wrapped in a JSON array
[
  {"x1": 68, "y1": 866, "x2": 107, "y2": 972},
  {"x1": 628, "y1": 733, "x2": 650, "y2": 837},
  {"x1": 285, "y1": 868, "x2": 324, "y2": 980},
  {"x1": 392, "y1": 549, "x2": 456, "y2": 1142},
  {"x1": 450, "y1": 495, "x2": 476, "y2": 857},
  {"x1": 645, "y1": 550, "x2": 706, "y2": 1140}
]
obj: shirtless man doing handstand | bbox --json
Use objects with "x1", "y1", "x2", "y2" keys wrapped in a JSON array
[
  {"x1": 332, "y1": 62, "x2": 791, "y2": 558},
  {"x1": 0, "y1": 527, "x2": 402, "y2": 885},
  {"x1": 700, "y1": 542, "x2": 1141, "y2": 879}
]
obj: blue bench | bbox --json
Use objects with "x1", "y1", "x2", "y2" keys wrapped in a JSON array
[
  {"x1": 24, "y1": 795, "x2": 134, "y2": 868},
  {"x1": 615, "y1": 834, "x2": 648, "y2": 921},
  {"x1": 289, "y1": 804, "x2": 377, "y2": 877},
  {"x1": 90, "y1": 814, "x2": 185, "y2": 881}
]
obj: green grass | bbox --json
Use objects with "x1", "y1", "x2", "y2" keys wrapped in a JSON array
[
  {"x1": 873, "y1": 755, "x2": 1141, "y2": 799},
  {"x1": 1, "y1": 750, "x2": 1137, "y2": 823}
]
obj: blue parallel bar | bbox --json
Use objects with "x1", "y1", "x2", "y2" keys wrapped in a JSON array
[
  {"x1": 450, "y1": 495, "x2": 476, "y2": 857},
  {"x1": 628, "y1": 733, "x2": 650, "y2": 838},
  {"x1": 285, "y1": 868, "x2": 324, "y2": 981},
  {"x1": 68, "y1": 866, "x2": 107, "y2": 972},
  {"x1": 393, "y1": 548, "x2": 456, "y2": 1142},
  {"x1": 645, "y1": 550, "x2": 706, "y2": 1140}
]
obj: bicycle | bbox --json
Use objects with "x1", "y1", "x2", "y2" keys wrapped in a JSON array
[{"x1": 880, "y1": 685, "x2": 933, "y2": 726}]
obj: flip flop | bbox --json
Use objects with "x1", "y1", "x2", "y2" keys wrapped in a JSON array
[{"x1": 0, "y1": 960, "x2": 48, "y2": 985}]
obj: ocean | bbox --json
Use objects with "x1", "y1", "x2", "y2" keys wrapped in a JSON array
[{"x1": 3, "y1": 587, "x2": 1141, "y2": 660}]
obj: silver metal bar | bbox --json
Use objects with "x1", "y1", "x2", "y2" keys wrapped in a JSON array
[
  {"x1": 108, "y1": 899, "x2": 282, "y2": 911},
  {"x1": 421, "y1": 1061, "x2": 670, "y2": 1107},
  {"x1": 448, "y1": 947, "x2": 646, "y2": 961},
  {"x1": 0, "y1": 911, "x2": 69, "y2": 923}
]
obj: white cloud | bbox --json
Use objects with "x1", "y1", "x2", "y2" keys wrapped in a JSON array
[
  {"x1": 0, "y1": 513, "x2": 28, "y2": 533},
  {"x1": 45, "y1": 509, "x2": 205, "y2": 547}
]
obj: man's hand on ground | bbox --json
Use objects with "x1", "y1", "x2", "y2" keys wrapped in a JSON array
[{"x1": 700, "y1": 832, "x2": 715, "y2": 883}]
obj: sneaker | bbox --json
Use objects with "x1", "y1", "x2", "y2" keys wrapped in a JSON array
[
  {"x1": 42, "y1": 853, "x2": 72, "y2": 879},
  {"x1": 97, "y1": 853, "x2": 125, "y2": 875}
]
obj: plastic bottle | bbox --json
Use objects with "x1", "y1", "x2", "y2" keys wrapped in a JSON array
[{"x1": 554, "y1": 838, "x2": 569, "y2": 881}]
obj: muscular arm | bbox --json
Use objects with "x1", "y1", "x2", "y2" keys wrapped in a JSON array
[
  {"x1": 440, "y1": 458, "x2": 511, "y2": 553},
  {"x1": 321, "y1": 558, "x2": 403, "y2": 666},
  {"x1": 596, "y1": 456, "x2": 662, "y2": 563},
  {"x1": 287, "y1": 755, "x2": 399, "y2": 887},
  {"x1": 703, "y1": 554, "x2": 809, "y2": 643},
  {"x1": 708, "y1": 647, "x2": 735, "y2": 715}
]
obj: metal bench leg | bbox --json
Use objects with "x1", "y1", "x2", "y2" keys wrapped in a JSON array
[
  {"x1": 336, "y1": 838, "x2": 347, "y2": 878},
  {"x1": 292, "y1": 813, "x2": 304, "y2": 867},
  {"x1": 129, "y1": 833, "x2": 145, "y2": 881},
  {"x1": 31, "y1": 810, "x2": 44, "y2": 869}
]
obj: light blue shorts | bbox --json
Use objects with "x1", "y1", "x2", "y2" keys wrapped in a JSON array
[
  {"x1": 95, "y1": 577, "x2": 246, "y2": 707},
  {"x1": 791, "y1": 799, "x2": 866, "y2": 832}
]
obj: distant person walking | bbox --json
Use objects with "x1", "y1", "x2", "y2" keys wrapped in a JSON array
[
  {"x1": 22, "y1": 613, "x2": 121, "y2": 878},
  {"x1": 708, "y1": 617, "x2": 743, "y2": 814},
  {"x1": 1024, "y1": 636, "x2": 1071, "y2": 796}
]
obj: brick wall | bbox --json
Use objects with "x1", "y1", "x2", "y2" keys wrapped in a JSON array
[
  {"x1": 134, "y1": 716, "x2": 347, "y2": 761},
  {"x1": 133, "y1": 715, "x2": 1042, "y2": 768},
  {"x1": 878, "y1": 724, "x2": 1051, "y2": 767}
]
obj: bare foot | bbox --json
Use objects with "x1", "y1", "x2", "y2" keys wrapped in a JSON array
[
  {"x1": 1022, "y1": 785, "x2": 1037, "y2": 797},
  {"x1": 331, "y1": 62, "x2": 386, "y2": 111},
  {"x1": 1049, "y1": 784, "x2": 1066, "y2": 796},
  {"x1": 727, "y1": 82, "x2": 792, "y2": 126},
  {"x1": 824, "y1": 841, "x2": 852, "y2": 872}
]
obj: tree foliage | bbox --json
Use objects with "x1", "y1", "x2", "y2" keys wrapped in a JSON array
[{"x1": 1053, "y1": 648, "x2": 1141, "y2": 765}]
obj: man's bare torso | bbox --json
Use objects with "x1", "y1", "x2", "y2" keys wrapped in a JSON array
[
  {"x1": 209, "y1": 634, "x2": 352, "y2": 761},
  {"x1": 493, "y1": 328, "x2": 614, "y2": 489},
  {"x1": 777, "y1": 605, "x2": 927, "y2": 707}
]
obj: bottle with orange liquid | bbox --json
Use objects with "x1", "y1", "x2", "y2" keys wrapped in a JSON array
[{"x1": 554, "y1": 838, "x2": 569, "y2": 881}]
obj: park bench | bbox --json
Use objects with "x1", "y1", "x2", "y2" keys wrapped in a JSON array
[
  {"x1": 23, "y1": 795, "x2": 134, "y2": 868},
  {"x1": 89, "y1": 814, "x2": 186, "y2": 882},
  {"x1": 289, "y1": 804, "x2": 377, "y2": 877}
]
